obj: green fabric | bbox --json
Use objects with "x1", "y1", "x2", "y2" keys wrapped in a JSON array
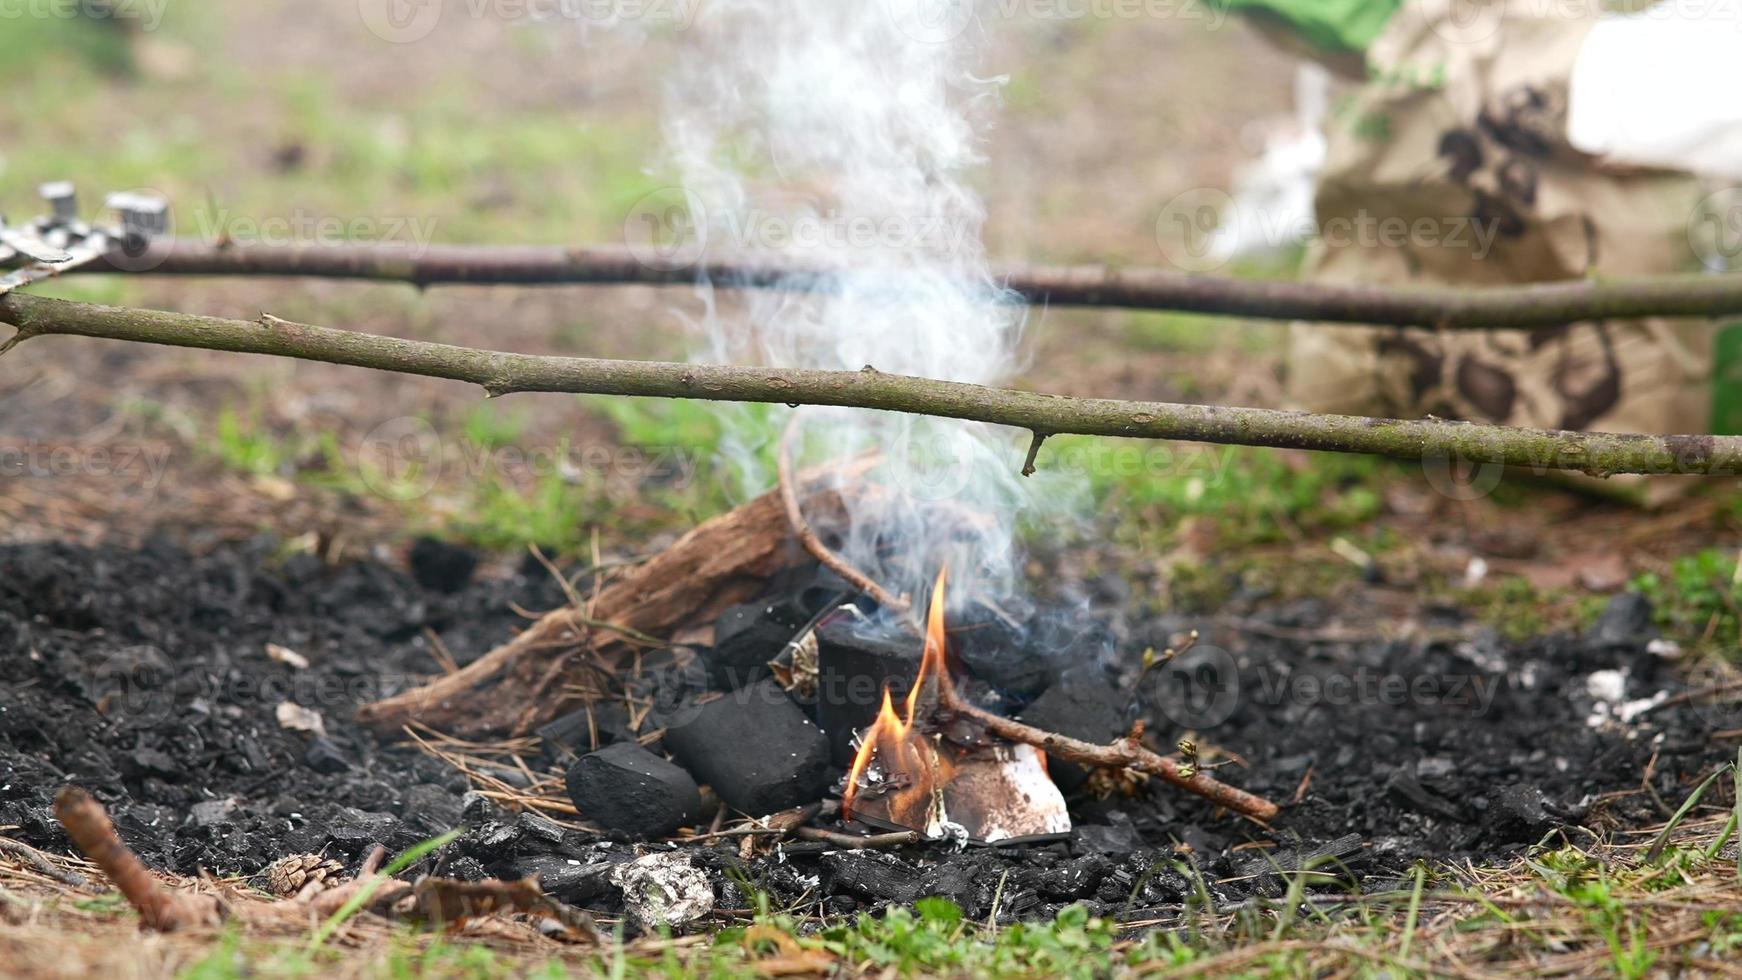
[
  {"x1": 1713, "y1": 322, "x2": 1742, "y2": 435},
  {"x1": 1213, "y1": 0, "x2": 1405, "y2": 54}
]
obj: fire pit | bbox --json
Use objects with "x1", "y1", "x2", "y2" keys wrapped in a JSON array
[{"x1": 841, "y1": 569, "x2": 1071, "y2": 844}]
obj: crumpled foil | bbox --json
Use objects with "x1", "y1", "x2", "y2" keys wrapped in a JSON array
[{"x1": 607, "y1": 851, "x2": 715, "y2": 931}]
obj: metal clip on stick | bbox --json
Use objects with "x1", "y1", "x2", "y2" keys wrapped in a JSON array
[{"x1": 0, "y1": 183, "x2": 168, "y2": 295}]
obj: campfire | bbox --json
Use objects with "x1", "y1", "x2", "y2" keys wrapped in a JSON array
[{"x1": 841, "y1": 568, "x2": 1071, "y2": 844}]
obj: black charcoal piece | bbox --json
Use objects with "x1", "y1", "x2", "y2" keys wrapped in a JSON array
[
  {"x1": 705, "y1": 601, "x2": 808, "y2": 689},
  {"x1": 565, "y1": 742, "x2": 701, "y2": 839},
  {"x1": 537, "y1": 702, "x2": 636, "y2": 762},
  {"x1": 814, "y1": 618, "x2": 921, "y2": 766},
  {"x1": 304, "y1": 736, "x2": 350, "y2": 774},
  {"x1": 1016, "y1": 666, "x2": 1126, "y2": 792},
  {"x1": 1483, "y1": 783, "x2": 1560, "y2": 843},
  {"x1": 821, "y1": 849, "x2": 919, "y2": 904},
  {"x1": 1385, "y1": 771, "x2": 1469, "y2": 823},
  {"x1": 507, "y1": 854, "x2": 621, "y2": 903},
  {"x1": 765, "y1": 562, "x2": 858, "y2": 618},
  {"x1": 407, "y1": 536, "x2": 478, "y2": 593},
  {"x1": 661, "y1": 682, "x2": 831, "y2": 815},
  {"x1": 1589, "y1": 592, "x2": 1654, "y2": 648},
  {"x1": 950, "y1": 604, "x2": 1057, "y2": 702},
  {"x1": 326, "y1": 806, "x2": 400, "y2": 857},
  {"x1": 399, "y1": 783, "x2": 464, "y2": 837}
]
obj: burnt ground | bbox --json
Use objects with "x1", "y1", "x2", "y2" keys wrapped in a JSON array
[{"x1": 1, "y1": 535, "x2": 1734, "y2": 930}]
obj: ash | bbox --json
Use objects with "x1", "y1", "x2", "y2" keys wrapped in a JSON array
[{"x1": 0, "y1": 539, "x2": 1733, "y2": 933}]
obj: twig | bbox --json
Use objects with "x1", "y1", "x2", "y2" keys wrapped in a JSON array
[
  {"x1": 34, "y1": 238, "x2": 1742, "y2": 329},
  {"x1": 0, "y1": 836, "x2": 90, "y2": 890},
  {"x1": 777, "y1": 415, "x2": 910, "y2": 613},
  {"x1": 770, "y1": 453, "x2": 1280, "y2": 822},
  {"x1": 1021, "y1": 430, "x2": 1046, "y2": 477},
  {"x1": 794, "y1": 827, "x2": 921, "y2": 849},
  {"x1": 938, "y1": 692, "x2": 1280, "y2": 821},
  {"x1": 52, "y1": 786, "x2": 220, "y2": 931},
  {"x1": 2, "y1": 293, "x2": 1735, "y2": 478}
]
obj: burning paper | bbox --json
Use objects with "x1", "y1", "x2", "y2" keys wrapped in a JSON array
[{"x1": 843, "y1": 570, "x2": 1070, "y2": 844}]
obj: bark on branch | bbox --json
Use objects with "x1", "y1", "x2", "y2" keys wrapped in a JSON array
[
  {"x1": 1, "y1": 292, "x2": 1736, "y2": 478},
  {"x1": 34, "y1": 238, "x2": 1742, "y2": 329}
]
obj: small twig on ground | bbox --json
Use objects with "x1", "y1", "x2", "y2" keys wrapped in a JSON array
[
  {"x1": 772, "y1": 460, "x2": 1281, "y2": 821},
  {"x1": 777, "y1": 414, "x2": 911, "y2": 616},
  {"x1": 0, "y1": 836, "x2": 91, "y2": 890},
  {"x1": 938, "y1": 691, "x2": 1280, "y2": 821},
  {"x1": 794, "y1": 827, "x2": 922, "y2": 849},
  {"x1": 52, "y1": 786, "x2": 221, "y2": 931}
]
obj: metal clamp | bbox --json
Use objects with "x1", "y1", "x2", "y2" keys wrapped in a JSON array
[{"x1": 0, "y1": 182, "x2": 169, "y2": 295}]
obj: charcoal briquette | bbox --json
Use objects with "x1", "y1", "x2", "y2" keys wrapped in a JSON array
[
  {"x1": 565, "y1": 741, "x2": 702, "y2": 839},
  {"x1": 661, "y1": 682, "x2": 830, "y2": 815},
  {"x1": 704, "y1": 601, "x2": 807, "y2": 689},
  {"x1": 1016, "y1": 666, "x2": 1126, "y2": 792}
]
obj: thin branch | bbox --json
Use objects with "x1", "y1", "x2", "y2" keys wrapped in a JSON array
[
  {"x1": 794, "y1": 827, "x2": 922, "y2": 849},
  {"x1": 939, "y1": 697, "x2": 1281, "y2": 822},
  {"x1": 0, "y1": 836, "x2": 90, "y2": 890},
  {"x1": 1021, "y1": 431, "x2": 1047, "y2": 477},
  {"x1": 33, "y1": 238, "x2": 1742, "y2": 328},
  {"x1": 777, "y1": 414, "x2": 911, "y2": 614},
  {"x1": 2, "y1": 292, "x2": 1737, "y2": 477},
  {"x1": 53, "y1": 786, "x2": 221, "y2": 931},
  {"x1": 772, "y1": 472, "x2": 1279, "y2": 822}
]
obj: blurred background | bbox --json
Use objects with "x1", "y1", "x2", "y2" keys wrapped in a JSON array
[{"x1": 2, "y1": 1, "x2": 1739, "y2": 654}]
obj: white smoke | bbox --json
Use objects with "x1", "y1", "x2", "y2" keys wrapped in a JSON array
[{"x1": 658, "y1": 0, "x2": 1080, "y2": 608}]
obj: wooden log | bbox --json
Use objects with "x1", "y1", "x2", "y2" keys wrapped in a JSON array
[{"x1": 356, "y1": 471, "x2": 858, "y2": 739}]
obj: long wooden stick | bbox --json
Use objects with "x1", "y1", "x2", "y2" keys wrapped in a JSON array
[
  {"x1": 1, "y1": 292, "x2": 1734, "y2": 478},
  {"x1": 29, "y1": 238, "x2": 1742, "y2": 329}
]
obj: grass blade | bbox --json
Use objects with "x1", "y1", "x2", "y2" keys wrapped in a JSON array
[
  {"x1": 307, "y1": 829, "x2": 462, "y2": 949},
  {"x1": 1398, "y1": 864, "x2": 1425, "y2": 960},
  {"x1": 1645, "y1": 762, "x2": 1732, "y2": 862}
]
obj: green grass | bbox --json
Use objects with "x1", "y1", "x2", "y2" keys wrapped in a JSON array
[
  {"x1": 1631, "y1": 547, "x2": 1742, "y2": 652},
  {"x1": 1, "y1": 15, "x2": 658, "y2": 251},
  {"x1": 1043, "y1": 438, "x2": 1386, "y2": 548}
]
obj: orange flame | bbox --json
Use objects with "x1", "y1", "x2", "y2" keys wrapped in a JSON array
[{"x1": 842, "y1": 567, "x2": 950, "y2": 822}]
